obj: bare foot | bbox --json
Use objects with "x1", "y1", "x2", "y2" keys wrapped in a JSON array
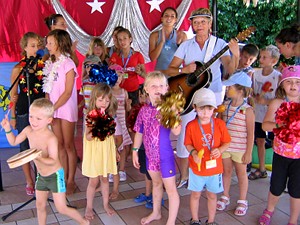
[
  {"x1": 104, "y1": 205, "x2": 115, "y2": 216},
  {"x1": 66, "y1": 182, "x2": 77, "y2": 195},
  {"x1": 81, "y1": 218, "x2": 90, "y2": 225},
  {"x1": 85, "y1": 208, "x2": 95, "y2": 220},
  {"x1": 141, "y1": 212, "x2": 162, "y2": 225},
  {"x1": 109, "y1": 191, "x2": 119, "y2": 200}
]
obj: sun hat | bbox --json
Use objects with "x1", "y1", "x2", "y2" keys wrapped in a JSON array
[
  {"x1": 192, "y1": 88, "x2": 217, "y2": 108},
  {"x1": 279, "y1": 65, "x2": 300, "y2": 85},
  {"x1": 222, "y1": 71, "x2": 252, "y2": 87},
  {"x1": 83, "y1": 55, "x2": 101, "y2": 64},
  {"x1": 189, "y1": 8, "x2": 213, "y2": 20}
]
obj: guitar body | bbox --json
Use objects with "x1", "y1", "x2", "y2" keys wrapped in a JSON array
[{"x1": 168, "y1": 61, "x2": 212, "y2": 115}]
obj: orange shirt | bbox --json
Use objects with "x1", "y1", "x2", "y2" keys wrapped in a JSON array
[{"x1": 184, "y1": 117, "x2": 231, "y2": 176}]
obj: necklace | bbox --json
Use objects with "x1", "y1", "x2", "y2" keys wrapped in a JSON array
[{"x1": 42, "y1": 55, "x2": 67, "y2": 93}]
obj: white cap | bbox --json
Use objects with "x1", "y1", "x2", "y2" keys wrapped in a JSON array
[{"x1": 192, "y1": 88, "x2": 217, "y2": 108}]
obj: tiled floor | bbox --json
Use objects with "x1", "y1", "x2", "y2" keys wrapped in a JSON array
[{"x1": 0, "y1": 121, "x2": 298, "y2": 224}]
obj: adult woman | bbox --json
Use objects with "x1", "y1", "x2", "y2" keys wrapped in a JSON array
[
  {"x1": 107, "y1": 26, "x2": 124, "y2": 57},
  {"x1": 166, "y1": 8, "x2": 239, "y2": 192},
  {"x1": 149, "y1": 7, "x2": 187, "y2": 74},
  {"x1": 275, "y1": 24, "x2": 300, "y2": 61}
]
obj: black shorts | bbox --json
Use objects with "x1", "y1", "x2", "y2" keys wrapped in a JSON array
[
  {"x1": 270, "y1": 153, "x2": 300, "y2": 198},
  {"x1": 138, "y1": 144, "x2": 151, "y2": 181},
  {"x1": 16, "y1": 114, "x2": 30, "y2": 152},
  {"x1": 255, "y1": 122, "x2": 274, "y2": 140}
]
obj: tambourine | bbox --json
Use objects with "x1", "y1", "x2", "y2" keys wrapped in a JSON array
[{"x1": 7, "y1": 148, "x2": 42, "y2": 169}]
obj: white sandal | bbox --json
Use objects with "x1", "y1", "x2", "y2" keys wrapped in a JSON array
[
  {"x1": 234, "y1": 200, "x2": 248, "y2": 216},
  {"x1": 216, "y1": 195, "x2": 230, "y2": 211}
]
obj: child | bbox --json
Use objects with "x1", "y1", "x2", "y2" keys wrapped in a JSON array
[
  {"x1": 185, "y1": 88, "x2": 231, "y2": 225},
  {"x1": 82, "y1": 83, "x2": 119, "y2": 219},
  {"x1": 9, "y1": 32, "x2": 45, "y2": 196},
  {"x1": 1, "y1": 98, "x2": 89, "y2": 225},
  {"x1": 216, "y1": 71, "x2": 254, "y2": 216},
  {"x1": 248, "y1": 45, "x2": 281, "y2": 180},
  {"x1": 107, "y1": 26, "x2": 124, "y2": 57},
  {"x1": 237, "y1": 43, "x2": 259, "y2": 77},
  {"x1": 132, "y1": 71, "x2": 181, "y2": 225},
  {"x1": 110, "y1": 28, "x2": 146, "y2": 106},
  {"x1": 259, "y1": 65, "x2": 300, "y2": 225},
  {"x1": 86, "y1": 37, "x2": 109, "y2": 66},
  {"x1": 43, "y1": 29, "x2": 79, "y2": 195}
]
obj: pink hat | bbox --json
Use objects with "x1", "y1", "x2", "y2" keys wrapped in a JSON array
[
  {"x1": 279, "y1": 66, "x2": 300, "y2": 85},
  {"x1": 109, "y1": 64, "x2": 124, "y2": 73}
]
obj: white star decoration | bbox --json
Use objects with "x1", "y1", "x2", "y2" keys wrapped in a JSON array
[
  {"x1": 86, "y1": 0, "x2": 105, "y2": 14},
  {"x1": 146, "y1": 0, "x2": 164, "y2": 13}
]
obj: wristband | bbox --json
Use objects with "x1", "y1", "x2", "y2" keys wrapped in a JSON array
[
  {"x1": 5, "y1": 130, "x2": 12, "y2": 134},
  {"x1": 190, "y1": 149, "x2": 196, "y2": 155},
  {"x1": 11, "y1": 117, "x2": 16, "y2": 120},
  {"x1": 132, "y1": 147, "x2": 139, "y2": 152}
]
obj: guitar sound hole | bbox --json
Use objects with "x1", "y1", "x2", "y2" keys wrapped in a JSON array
[{"x1": 186, "y1": 74, "x2": 197, "y2": 86}]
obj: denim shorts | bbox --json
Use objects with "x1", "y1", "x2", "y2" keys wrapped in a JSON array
[{"x1": 16, "y1": 114, "x2": 30, "y2": 151}]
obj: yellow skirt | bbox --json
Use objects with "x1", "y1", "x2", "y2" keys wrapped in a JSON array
[{"x1": 82, "y1": 135, "x2": 117, "y2": 178}]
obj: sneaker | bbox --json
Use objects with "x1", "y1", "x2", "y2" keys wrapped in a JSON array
[
  {"x1": 177, "y1": 179, "x2": 188, "y2": 188},
  {"x1": 119, "y1": 171, "x2": 127, "y2": 181},
  {"x1": 134, "y1": 193, "x2": 152, "y2": 203},
  {"x1": 108, "y1": 174, "x2": 113, "y2": 183},
  {"x1": 145, "y1": 198, "x2": 164, "y2": 209}
]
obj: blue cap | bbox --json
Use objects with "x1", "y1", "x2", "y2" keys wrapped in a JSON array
[{"x1": 222, "y1": 71, "x2": 252, "y2": 87}]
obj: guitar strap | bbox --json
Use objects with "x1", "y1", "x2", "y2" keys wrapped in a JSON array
[{"x1": 203, "y1": 35, "x2": 217, "y2": 63}]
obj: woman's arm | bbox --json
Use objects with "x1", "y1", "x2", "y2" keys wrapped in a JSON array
[
  {"x1": 220, "y1": 39, "x2": 240, "y2": 75},
  {"x1": 149, "y1": 31, "x2": 164, "y2": 61}
]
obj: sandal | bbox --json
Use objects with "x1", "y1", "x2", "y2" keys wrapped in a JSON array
[
  {"x1": 216, "y1": 195, "x2": 230, "y2": 211},
  {"x1": 190, "y1": 218, "x2": 201, "y2": 225},
  {"x1": 258, "y1": 209, "x2": 273, "y2": 225},
  {"x1": 234, "y1": 200, "x2": 248, "y2": 216},
  {"x1": 26, "y1": 185, "x2": 35, "y2": 196},
  {"x1": 248, "y1": 169, "x2": 268, "y2": 180},
  {"x1": 205, "y1": 221, "x2": 219, "y2": 225}
]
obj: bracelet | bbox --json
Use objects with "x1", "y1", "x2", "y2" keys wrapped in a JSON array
[
  {"x1": 11, "y1": 117, "x2": 16, "y2": 120},
  {"x1": 190, "y1": 149, "x2": 196, "y2": 155},
  {"x1": 5, "y1": 130, "x2": 12, "y2": 134},
  {"x1": 132, "y1": 147, "x2": 139, "y2": 152}
]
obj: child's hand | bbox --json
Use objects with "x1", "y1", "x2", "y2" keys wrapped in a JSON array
[
  {"x1": 126, "y1": 99, "x2": 132, "y2": 111},
  {"x1": 210, "y1": 148, "x2": 221, "y2": 159},
  {"x1": 191, "y1": 152, "x2": 201, "y2": 164},
  {"x1": 1, "y1": 115, "x2": 11, "y2": 131},
  {"x1": 132, "y1": 151, "x2": 140, "y2": 169},
  {"x1": 242, "y1": 152, "x2": 252, "y2": 164},
  {"x1": 171, "y1": 124, "x2": 181, "y2": 136},
  {"x1": 135, "y1": 64, "x2": 142, "y2": 75}
]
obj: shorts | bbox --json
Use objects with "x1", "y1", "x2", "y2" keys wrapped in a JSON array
[
  {"x1": 138, "y1": 145, "x2": 151, "y2": 180},
  {"x1": 35, "y1": 168, "x2": 66, "y2": 193},
  {"x1": 16, "y1": 114, "x2": 30, "y2": 151},
  {"x1": 270, "y1": 153, "x2": 300, "y2": 198},
  {"x1": 222, "y1": 151, "x2": 244, "y2": 163},
  {"x1": 255, "y1": 122, "x2": 274, "y2": 140},
  {"x1": 188, "y1": 168, "x2": 223, "y2": 193}
]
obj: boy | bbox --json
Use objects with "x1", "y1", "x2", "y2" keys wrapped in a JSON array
[
  {"x1": 237, "y1": 43, "x2": 259, "y2": 77},
  {"x1": 248, "y1": 45, "x2": 281, "y2": 180},
  {"x1": 1, "y1": 98, "x2": 89, "y2": 225},
  {"x1": 185, "y1": 88, "x2": 231, "y2": 225}
]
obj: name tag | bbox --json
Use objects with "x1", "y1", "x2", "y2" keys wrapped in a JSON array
[
  {"x1": 206, "y1": 159, "x2": 217, "y2": 169},
  {"x1": 123, "y1": 73, "x2": 128, "y2": 79}
]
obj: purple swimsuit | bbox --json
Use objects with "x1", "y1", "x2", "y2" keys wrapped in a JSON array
[{"x1": 134, "y1": 104, "x2": 175, "y2": 178}]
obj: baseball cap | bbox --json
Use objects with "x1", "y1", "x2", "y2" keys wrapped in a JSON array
[
  {"x1": 279, "y1": 65, "x2": 300, "y2": 85},
  {"x1": 189, "y1": 8, "x2": 213, "y2": 20},
  {"x1": 192, "y1": 88, "x2": 217, "y2": 108},
  {"x1": 222, "y1": 71, "x2": 252, "y2": 87},
  {"x1": 83, "y1": 55, "x2": 101, "y2": 64}
]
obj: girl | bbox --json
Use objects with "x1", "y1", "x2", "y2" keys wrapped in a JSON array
[
  {"x1": 107, "y1": 26, "x2": 124, "y2": 57},
  {"x1": 43, "y1": 29, "x2": 78, "y2": 195},
  {"x1": 86, "y1": 37, "x2": 108, "y2": 65},
  {"x1": 110, "y1": 28, "x2": 146, "y2": 106},
  {"x1": 259, "y1": 65, "x2": 300, "y2": 225},
  {"x1": 216, "y1": 71, "x2": 255, "y2": 216},
  {"x1": 109, "y1": 64, "x2": 132, "y2": 187},
  {"x1": 132, "y1": 71, "x2": 181, "y2": 225},
  {"x1": 149, "y1": 7, "x2": 187, "y2": 73},
  {"x1": 82, "y1": 83, "x2": 118, "y2": 218},
  {"x1": 9, "y1": 32, "x2": 45, "y2": 196}
]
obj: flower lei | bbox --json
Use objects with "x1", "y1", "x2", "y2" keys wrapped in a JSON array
[
  {"x1": 273, "y1": 102, "x2": 300, "y2": 145},
  {"x1": 42, "y1": 55, "x2": 67, "y2": 93},
  {"x1": 18, "y1": 56, "x2": 45, "y2": 94},
  {"x1": 86, "y1": 109, "x2": 116, "y2": 141}
]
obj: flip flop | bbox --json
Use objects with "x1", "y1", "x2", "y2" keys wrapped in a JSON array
[{"x1": 26, "y1": 185, "x2": 35, "y2": 196}]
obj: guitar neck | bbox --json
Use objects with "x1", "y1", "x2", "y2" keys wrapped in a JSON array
[{"x1": 196, "y1": 45, "x2": 230, "y2": 77}]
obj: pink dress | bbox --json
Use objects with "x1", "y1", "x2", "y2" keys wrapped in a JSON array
[{"x1": 48, "y1": 58, "x2": 78, "y2": 122}]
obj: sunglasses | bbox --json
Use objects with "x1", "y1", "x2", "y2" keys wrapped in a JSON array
[{"x1": 84, "y1": 63, "x2": 95, "y2": 69}]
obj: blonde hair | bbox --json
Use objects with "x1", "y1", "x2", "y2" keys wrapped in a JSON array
[
  {"x1": 20, "y1": 32, "x2": 42, "y2": 56},
  {"x1": 86, "y1": 37, "x2": 107, "y2": 62},
  {"x1": 144, "y1": 71, "x2": 168, "y2": 89},
  {"x1": 233, "y1": 84, "x2": 255, "y2": 107},
  {"x1": 275, "y1": 84, "x2": 287, "y2": 99},
  {"x1": 30, "y1": 98, "x2": 54, "y2": 117},
  {"x1": 88, "y1": 83, "x2": 116, "y2": 116}
]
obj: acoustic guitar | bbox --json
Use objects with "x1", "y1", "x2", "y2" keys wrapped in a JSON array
[{"x1": 168, "y1": 26, "x2": 256, "y2": 115}]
